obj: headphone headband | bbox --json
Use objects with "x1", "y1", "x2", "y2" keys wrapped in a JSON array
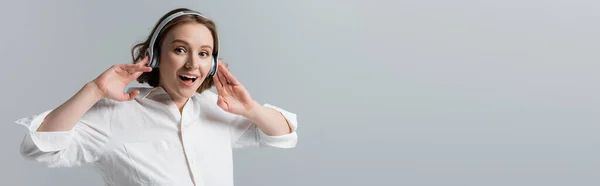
[{"x1": 145, "y1": 10, "x2": 219, "y2": 78}]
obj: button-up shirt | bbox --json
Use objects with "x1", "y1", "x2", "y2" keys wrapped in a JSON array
[{"x1": 15, "y1": 87, "x2": 298, "y2": 186}]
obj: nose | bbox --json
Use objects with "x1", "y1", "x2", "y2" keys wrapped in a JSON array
[{"x1": 184, "y1": 55, "x2": 200, "y2": 70}]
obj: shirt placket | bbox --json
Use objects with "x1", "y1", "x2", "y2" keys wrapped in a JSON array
[{"x1": 180, "y1": 103, "x2": 203, "y2": 186}]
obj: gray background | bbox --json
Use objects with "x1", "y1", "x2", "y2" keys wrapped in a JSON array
[{"x1": 1, "y1": 0, "x2": 599, "y2": 185}]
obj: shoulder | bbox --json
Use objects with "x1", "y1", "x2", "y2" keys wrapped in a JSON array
[
  {"x1": 194, "y1": 89, "x2": 218, "y2": 102},
  {"x1": 193, "y1": 89, "x2": 220, "y2": 112},
  {"x1": 91, "y1": 87, "x2": 155, "y2": 110},
  {"x1": 93, "y1": 97, "x2": 123, "y2": 109},
  {"x1": 129, "y1": 86, "x2": 156, "y2": 100},
  {"x1": 192, "y1": 89, "x2": 241, "y2": 122}
]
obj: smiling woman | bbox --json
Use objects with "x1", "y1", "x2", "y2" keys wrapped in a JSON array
[
  {"x1": 15, "y1": 7, "x2": 298, "y2": 186},
  {"x1": 133, "y1": 12, "x2": 218, "y2": 111},
  {"x1": 132, "y1": 8, "x2": 220, "y2": 100}
]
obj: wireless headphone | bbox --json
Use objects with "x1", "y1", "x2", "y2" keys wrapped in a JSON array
[{"x1": 145, "y1": 9, "x2": 219, "y2": 78}]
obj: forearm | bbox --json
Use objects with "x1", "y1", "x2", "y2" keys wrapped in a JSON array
[
  {"x1": 244, "y1": 104, "x2": 292, "y2": 136},
  {"x1": 36, "y1": 82, "x2": 105, "y2": 132}
]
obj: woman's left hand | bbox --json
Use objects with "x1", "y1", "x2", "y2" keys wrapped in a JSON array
[{"x1": 213, "y1": 60, "x2": 260, "y2": 117}]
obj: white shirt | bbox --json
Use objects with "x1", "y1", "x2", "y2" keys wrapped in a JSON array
[{"x1": 15, "y1": 87, "x2": 298, "y2": 186}]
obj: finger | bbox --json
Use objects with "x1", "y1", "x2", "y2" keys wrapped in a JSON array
[
  {"x1": 136, "y1": 56, "x2": 150, "y2": 67},
  {"x1": 216, "y1": 59, "x2": 229, "y2": 85},
  {"x1": 130, "y1": 69, "x2": 150, "y2": 80},
  {"x1": 217, "y1": 95, "x2": 229, "y2": 111},
  {"x1": 213, "y1": 70, "x2": 224, "y2": 89},
  {"x1": 217, "y1": 65, "x2": 229, "y2": 86},
  {"x1": 118, "y1": 89, "x2": 139, "y2": 101},
  {"x1": 218, "y1": 58, "x2": 228, "y2": 68},
  {"x1": 131, "y1": 64, "x2": 153, "y2": 75},
  {"x1": 216, "y1": 67, "x2": 228, "y2": 89},
  {"x1": 120, "y1": 64, "x2": 142, "y2": 72},
  {"x1": 112, "y1": 65, "x2": 131, "y2": 78},
  {"x1": 128, "y1": 63, "x2": 153, "y2": 73},
  {"x1": 121, "y1": 64, "x2": 152, "y2": 76},
  {"x1": 128, "y1": 90, "x2": 140, "y2": 100},
  {"x1": 226, "y1": 82, "x2": 236, "y2": 94},
  {"x1": 213, "y1": 72, "x2": 226, "y2": 95},
  {"x1": 219, "y1": 63, "x2": 241, "y2": 85},
  {"x1": 116, "y1": 66, "x2": 149, "y2": 82}
]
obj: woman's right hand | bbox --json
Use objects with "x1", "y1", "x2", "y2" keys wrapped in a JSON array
[{"x1": 91, "y1": 56, "x2": 153, "y2": 101}]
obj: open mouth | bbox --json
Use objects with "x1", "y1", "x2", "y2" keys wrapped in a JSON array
[{"x1": 179, "y1": 75, "x2": 198, "y2": 83}]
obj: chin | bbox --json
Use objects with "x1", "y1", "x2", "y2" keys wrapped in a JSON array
[
  {"x1": 175, "y1": 79, "x2": 202, "y2": 94},
  {"x1": 163, "y1": 85, "x2": 198, "y2": 99},
  {"x1": 177, "y1": 86, "x2": 199, "y2": 97}
]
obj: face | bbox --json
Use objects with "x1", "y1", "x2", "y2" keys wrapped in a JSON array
[{"x1": 157, "y1": 22, "x2": 214, "y2": 101}]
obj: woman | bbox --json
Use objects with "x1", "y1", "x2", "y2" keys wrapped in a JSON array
[{"x1": 15, "y1": 8, "x2": 298, "y2": 186}]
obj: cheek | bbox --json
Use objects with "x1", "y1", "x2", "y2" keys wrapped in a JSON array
[
  {"x1": 201, "y1": 59, "x2": 214, "y2": 72},
  {"x1": 157, "y1": 62, "x2": 179, "y2": 81},
  {"x1": 159, "y1": 63, "x2": 175, "y2": 76},
  {"x1": 158, "y1": 69, "x2": 172, "y2": 83},
  {"x1": 159, "y1": 56, "x2": 183, "y2": 71}
]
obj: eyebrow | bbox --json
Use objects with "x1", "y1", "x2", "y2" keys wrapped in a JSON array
[{"x1": 171, "y1": 39, "x2": 213, "y2": 49}]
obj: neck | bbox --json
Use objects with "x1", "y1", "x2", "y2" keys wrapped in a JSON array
[
  {"x1": 174, "y1": 98, "x2": 188, "y2": 113},
  {"x1": 158, "y1": 85, "x2": 188, "y2": 114}
]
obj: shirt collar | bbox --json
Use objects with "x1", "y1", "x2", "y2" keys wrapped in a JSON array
[{"x1": 128, "y1": 86, "x2": 169, "y2": 100}]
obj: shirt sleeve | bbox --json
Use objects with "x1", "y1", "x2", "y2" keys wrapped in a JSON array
[
  {"x1": 15, "y1": 98, "x2": 116, "y2": 168},
  {"x1": 230, "y1": 103, "x2": 298, "y2": 149}
]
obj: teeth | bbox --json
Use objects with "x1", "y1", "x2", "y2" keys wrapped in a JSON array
[{"x1": 180, "y1": 75, "x2": 197, "y2": 79}]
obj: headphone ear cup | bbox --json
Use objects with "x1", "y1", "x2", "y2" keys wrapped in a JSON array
[
  {"x1": 151, "y1": 50, "x2": 160, "y2": 68},
  {"x1": 209, "y1": 57, "x2": 217, "y2": 77},
  {"x1": 144, "y1": 50, "x2": 153, "y2": 68},
  {"x1": 144, "y1": 49, "x2": 157, "y2": 68}
]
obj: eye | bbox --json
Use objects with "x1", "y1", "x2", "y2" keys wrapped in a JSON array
[
  {"x1": 174, "y1": 47, "x2": 186, "y2": 54},
  {"x1": 199, "y1": 51, "x2": 210, "y2": 57}
]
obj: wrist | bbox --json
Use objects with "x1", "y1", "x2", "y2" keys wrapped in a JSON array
[
  {"x1": 84, "y1": 81, "x2": 106, "y2": 101},
  {"x1": 243, "y1": 101, "x2": 263, "y2": 121}
]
